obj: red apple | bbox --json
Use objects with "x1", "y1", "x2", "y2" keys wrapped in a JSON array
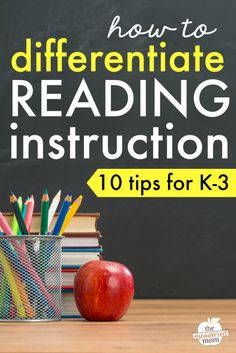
[{"x1": 74, "y1": 260, "x2": 134, "y2": 321}]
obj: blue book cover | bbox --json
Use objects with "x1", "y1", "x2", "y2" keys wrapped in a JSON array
[
  {"x1": 62, "y1": 247, "x2": 103, "y2": 253},
  {"x1": 62, "y1": 265, "x2": 81, "y2": 270},
  {"x1": 62, "y1": 315, "x2": 82, "y2": 319},
  {"x1": 62, "y1": 287, "x2": 74, "y2": 293}
]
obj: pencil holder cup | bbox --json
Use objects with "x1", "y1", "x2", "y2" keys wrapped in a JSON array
[{"x1": 0, "y1": 235, "x2": 63, "y2": 322}]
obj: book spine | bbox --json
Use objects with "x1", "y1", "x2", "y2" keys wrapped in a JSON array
[
  {"x1": 62, "y1": 247, "x2": 103, "y2": 253},
  {"x1": 62, "y1": 231, "x2": 101, "y2": 237},
  {"x1": 62, "y1": 286, "x2": 74, "y2": 291},
  {"x1": 61, "y1": 315, "x2": 82, "y2": 319}
]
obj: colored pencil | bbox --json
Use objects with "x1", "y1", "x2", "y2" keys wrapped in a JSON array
[
  {"x1": 11, "y1": 196, "x2": 23, "y2": 235},
  {"x1": 59, "y1": 195, "x2": 83, "y2": 235},
  {"x1": 6, "y1": 202, "x2": 28, "y2": 325},
  {"x1": 22, "y1": 198, "x2": 29, "y2": 220},
  {"x1": 24, "y1": 195, "x2": 34, "y2": 233},
  {"x1": 12, "y1": 268, "x2": 35, "y2": 318},
  {"x1": 23, "y1": 195, "x2": 35, "y2": 259},
  {"x1": 18, "y1": 197, "x2": 29, "y2": 235},
  {"x1": 48, "y1": 190, "x2": 61, "y2": 230},
  {"x1": 0, "y1": 232, "x2": 10, "y2": 316},
  {"x1": 40, "y1": 189, "x2": 49, "y2": 235},
  {"x1": 0, "y1": 278, "x2": 10, "y2": 317},
  {"x1": 9, "y1": 299, "x2": 16, "y2": 318},
  {"x1": 18, "y1": 197, "x2": 23, "y2": 210},
  {"x1": 3, "y1": 204, "x2": 35, "y2": 319},
  {"x1": 51, "y1": 192, "x2": 72, "y2": 235},
  {"x1": 0, "y1": 212, "x2": 14, "y2": 235},
  {"x1": 0, "y1": 247, "x2": 26, "y2": 318},
  {"x1": 16, "y1": 247, "x2": 59, "y2": 314},
  {"x1": 10, "y1": 192, "x2": 28, "y2": 235},
  {"x1": 39, "y1": 190, "x2": 49, "y2": 280}
]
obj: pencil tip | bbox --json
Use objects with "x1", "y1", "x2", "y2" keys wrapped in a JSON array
[
  {"x1": 25, "y1": 197, "x2": 30, "y2": 204},
  {"x1": 55, "y1": 190, "x2": 61, "y2": 198},
  {"x1": 76, "y1": 195, "x2": 83, "y2": 202},
  {"x1": 68, "y1": 192, "x2": 72, "y2": 196},
  {"x1": 10, "y1": 190, "x2": 14, "y2": 196},
  {"x1": 44, "y1": 188, "x2": 48, "y2": 194}
]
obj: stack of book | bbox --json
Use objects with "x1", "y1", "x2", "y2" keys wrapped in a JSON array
[{"x1": 60, "y1": 213, "x2": 102, "y2": 318}]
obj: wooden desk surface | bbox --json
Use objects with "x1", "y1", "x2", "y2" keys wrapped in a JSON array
[{"x1": 0, "y1": 299, "x2": 235, "y2": 353}]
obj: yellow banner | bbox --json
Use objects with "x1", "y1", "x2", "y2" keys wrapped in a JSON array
[{"x1": 87, "y1": 169, "x2": 236, "y2": 197}]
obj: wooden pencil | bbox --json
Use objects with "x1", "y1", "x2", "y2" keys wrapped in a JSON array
[
  {"x1": 10, "y1": 192, "x2": 28, "y2": 235},
  {"x1": 24, "y1": 195, "x2": 34, "y2": 233},
  {"x1": 39, "y1": 190, "x2": 49, "y2": 280},
  {"x1": 0, "y1": 248, "x2": 26, "y2": 318},
  {"x1": 18, "y1": 197, "x2": 28, "y2": 235},
  {"x1": 11, "y1": 197, "x2": 23, "y2": 235},
  {"x1": 59, "y1": 195, "x2": 83, "y2": 235},
  {"x1": 51, "y1": 192, "x2": 72, "y2": 235},
  {"x1": 40, "y1": 189, "x2": 49, "y2": 235},
  {"x1": 0, "y1": 212, "x2": 14, "y2": 235},
  {"x1": 48, "y1": 190, "x2": 61, "y2": 230},
  {"x1": 22, "y1": 198, "x2": 29, "y2": 220}
]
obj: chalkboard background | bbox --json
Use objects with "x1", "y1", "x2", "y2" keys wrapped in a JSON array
[{"x1": 0, "y1": 0, "x2": 235, "y2": 298}]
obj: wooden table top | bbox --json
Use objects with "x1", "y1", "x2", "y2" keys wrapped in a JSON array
[{"x1": 0, "y1": 299, "x2": 235, "y2": 352}]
